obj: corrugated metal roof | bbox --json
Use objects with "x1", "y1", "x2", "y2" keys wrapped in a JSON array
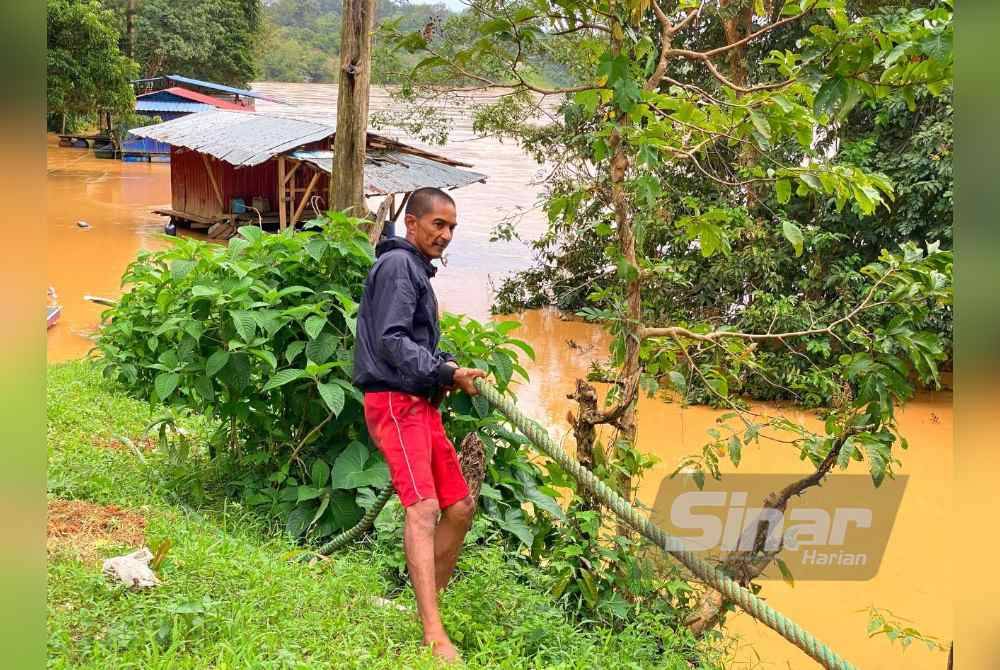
[
  {"x1": 128, "y1": 111, "x2": 480, "y2": 182},
  {"x1": 291, "y1": 150, "x2": 487, "y2": 196},
  {"x1": 166, "y1": 74, "x2": 281, "y2": 102},
  {"x1": 136, "y1": 100, "x2": 215, "y2": 113},
  {"x1": 138, "y1": 87, "x2": 249, "y2": 111},
  {"x1": 129, "y1": 110, "x2": 337, "y2": 166}
]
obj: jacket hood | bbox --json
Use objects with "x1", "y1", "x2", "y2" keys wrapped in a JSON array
[{"x1": 375, "y1": 236, "x2": 437, "y2": 277}]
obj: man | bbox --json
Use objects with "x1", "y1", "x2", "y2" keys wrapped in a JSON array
[{"x1": 353, "y1": 187, "x2": 486, "y2": 663}]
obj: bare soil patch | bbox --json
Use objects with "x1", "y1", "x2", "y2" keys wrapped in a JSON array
[
  {"x1": 94, "y1": 435, "x2": 156, "y2": 453},
  {"x1": 47, "y1": 499, "x2": 147, "y2": 564}
]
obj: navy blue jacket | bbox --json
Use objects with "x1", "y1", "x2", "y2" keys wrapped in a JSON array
[{"x1": 352, "y1": 237, "x2": 456, "y2": 397}]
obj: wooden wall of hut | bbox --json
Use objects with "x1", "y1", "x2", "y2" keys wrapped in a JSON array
[{"x1": 169, "y1": 141, "x2": 332, "y2": 223}]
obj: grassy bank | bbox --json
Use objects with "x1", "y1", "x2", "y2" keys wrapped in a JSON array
[{"x1": 47, "y1": 360, "x2": 716, "y2": 669}]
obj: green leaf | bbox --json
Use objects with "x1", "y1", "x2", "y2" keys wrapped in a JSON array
[
  {"x1": 728, "y1": 435, "x2": 742, "y2": 467},
  {"x1": 330, "y1": 442, "x2": 368, "y2": 489},
  {"x1": 311, "y1": 459, "x2": 330, "y2": 488},
  {"x1": 194, "y1": 375, "x2": 214, "y2": 402},
  {"x1": 297, "y1": 485, "x2": 323, "y2": 502},
  {"x1": 191, "y1": 284, "x2": 220, "y2": 297},
  {"x1": 170, "y1": 260, "x2": 196, "y2": 280},
  {"x1": 775, "y1": 557, "x2": 795, "y2": 587},
  {"x1": 304, "y1": 315, "x2": 326, "y2": 340},
  {"x1": 250, "y1": 349, "x2": 278, "y2": 370},
  {"x1": 668, "y1": 371, "x2": 687, "y2": 394},
  {"x1": 490, "y1": 350, "x2": 514, "y2": 386},
  {"x1": 498, "y1": 509, "x2": 534, "y2": 547},
  {"x1": 285, "y1": 341, "x2": 306, "y2": 364},
  {"x1": 205, "y1": 350, "x2": 229, "y2": 377},
  {"x1": 230, "y1": 310, "x2": 256, "y2": 342},
  {"x1": 330, "y1": 442, "x2": 388, "y2": 489},
  {"x1": 327, "y1": 490, "x2": 363, "y2": 530},
  {"x1": 518, "y1": 473, "x2": 566, "y2": 521},
  {"x1": 262, "y1": 369, "x2": 307, "y2": 391},
  {"x1": 775, "y1": 178, "x2": 792, "y2": 205},
  {"x1": 317, "y1": 382, "x2": 346, "y2": 416},
  {"x1": 306, "y1": 332, "x2": 337, "y2": 364},
  {"x1": 782, "y1": 220, "x2": 804, "y2": 257},
  {"x1": 748, "y1": 110, "x2": 771, "y2": 143},
  {"x1": 814, "y1": 76, "x2": 848, "y2": 118},
  {"x1": 471, "y1": 394, "x2": 491, "y2": 419},
  {"x1": 155, "y1": 372, "x2": 179, "y2": 401},
  {"x1": 285, "y1": 504, "x2": 313, "y2": 538},
  {"x1": 305, "y1": 239, "x2": 328, "y2": 262},
  {"x1": 575, "y1": 89, "x2": 600, "y2": 115},
  {"x1": 238, "y1": 225, "x2": 263, "y2": 243}
]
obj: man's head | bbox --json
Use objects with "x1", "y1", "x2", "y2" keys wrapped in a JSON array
[{"x1": 403, "y1": 187, "x2": 457, "y2": 260}]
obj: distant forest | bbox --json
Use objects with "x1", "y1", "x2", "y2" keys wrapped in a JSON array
[{"x1": 259, "y1": 0, "x2": 454, "y2": 84}]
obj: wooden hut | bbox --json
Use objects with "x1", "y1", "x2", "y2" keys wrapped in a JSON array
[{"x1": 128, "y1": 110, "x2": 486, "y2": 239}]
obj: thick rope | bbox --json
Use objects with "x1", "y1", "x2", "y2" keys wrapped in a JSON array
[
  {"x1": 304, "y1": 485, "x2": 395, "y2": 559},
  {"x1": 473, "y1": 378, "x2": 858, "y2": 670}
]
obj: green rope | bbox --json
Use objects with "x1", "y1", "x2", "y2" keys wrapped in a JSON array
[
  {"x1": 303, "y1": 485, "x2": 395, "y2": 559},
  {"x1": 473, "y1": 378, "x2": 858, "y2": 670}
]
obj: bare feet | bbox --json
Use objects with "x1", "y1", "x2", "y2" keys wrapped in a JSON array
[{"x1": 424, "y1": 635, "x2": 462, "y2": 665}]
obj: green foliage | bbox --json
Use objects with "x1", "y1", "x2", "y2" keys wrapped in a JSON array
[
  {"x1": 101, "y1": 0, "x2": 263, "y2": 86},
  {"x1": 862, "y1": 606, "x2": 948, "y2": 653},
  {"x1": 96, "y1": 213, "x2": 376, "y2": 541},
  {"x1": 258, "y1": 0, "x2": 462, "y2": 85},
  {"x1": 47, "y1": 0, "x2": 138, "y2": 130}
]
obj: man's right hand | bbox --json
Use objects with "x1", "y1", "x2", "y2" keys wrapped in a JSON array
[{"x1": 451, "y1": 367, "x2": 487, "y2": 396}]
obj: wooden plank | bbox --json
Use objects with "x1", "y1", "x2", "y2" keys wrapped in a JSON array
[
  {"x1": 282, "y1": 160, "x2": 301, "y2": 186},
  {"x1": 391, "y1": 191, "x2": 411, "y2": 223},
  {"x1": 277, "y1": 156, "x2": 287, "y2": 231},
  {"x1": 291, "y1": 171, "x2": 321, "y2": 227},
  {"x1": 201, "y1": 153, "x2": 225, "y2": 212}
]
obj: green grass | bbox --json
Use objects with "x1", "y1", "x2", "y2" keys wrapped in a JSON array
[{"x1": 47, "y1": 361, "x2": 716, "y2": 669}]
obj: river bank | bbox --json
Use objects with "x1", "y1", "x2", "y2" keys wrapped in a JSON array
[
  {"x1": 47, "y1": 81, "x2": 954, "y2": 668},
  {"x1": 48, "y1": 360, "x2": 718, "y2": 668}
]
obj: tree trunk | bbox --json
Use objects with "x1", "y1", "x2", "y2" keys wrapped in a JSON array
[
  {"x1": 568, "y1": 379, "x2": 600, "y2": 511},
  {"x1": 330, "y1": 0, "x2": 376, "y2": 217},
  {"x1": 126, "y1": 0, "x2": 136, "y2": 59}
]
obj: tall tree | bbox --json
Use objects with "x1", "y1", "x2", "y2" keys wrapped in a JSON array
[
  {"x1": 387, "y1": 0, "x2": 953, "y2": 642},
  {"x1": 331, "y1": 0, "x2": 376, "y2": 216},
  {"x1": 47, "y1": 0, "x2": 138, "y2": 132},
  {"x1": 107, "y1": 0, "x2": 262, "y2": 86}
]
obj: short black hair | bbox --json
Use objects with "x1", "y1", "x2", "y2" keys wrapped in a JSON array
[{"x1": 405, "y1": 187, "x2": 455, "y2": 219}]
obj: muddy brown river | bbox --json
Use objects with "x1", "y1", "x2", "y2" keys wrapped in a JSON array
[{"x1": 47, "y1": 82, "x2": 953, "y2": 669}]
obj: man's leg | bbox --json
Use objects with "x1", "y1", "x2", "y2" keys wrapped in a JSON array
[
  {"x1": 404, "y1": 498, "x2": 460, "y2": 662},
  {"x1": 434, "y1": 496, "x2": 475, "y2": 591}
]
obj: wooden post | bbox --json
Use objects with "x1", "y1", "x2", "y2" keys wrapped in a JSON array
[
  {"x1": 277, "y1": 156, "x2": 287, "y2": 231},
  {"x1": 330, "y1": 0, "x2": 376, "y2": 217},
  {"x1": 291, "y1": 171, "x2": 321, "y2": 228},
  {"x1": 126, "y1": 0, "x2": 136, "y2": 59}
]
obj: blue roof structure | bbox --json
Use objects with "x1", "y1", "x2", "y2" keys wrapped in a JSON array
[
  {"x1": 136, "y1": 100, "x2": 215, "y2": 114},
  {"x1": 132, "y1": 75, "x2": 285, "y2": 103}
]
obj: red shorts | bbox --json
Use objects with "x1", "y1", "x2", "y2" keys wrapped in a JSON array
[{"x1": 363, "y1": 391, "x2": 469, "y2": 509}]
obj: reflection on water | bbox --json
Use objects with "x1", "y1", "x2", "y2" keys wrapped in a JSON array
[{"x1": 47, "y1": 82, "x2": 954, "y2": 669}]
